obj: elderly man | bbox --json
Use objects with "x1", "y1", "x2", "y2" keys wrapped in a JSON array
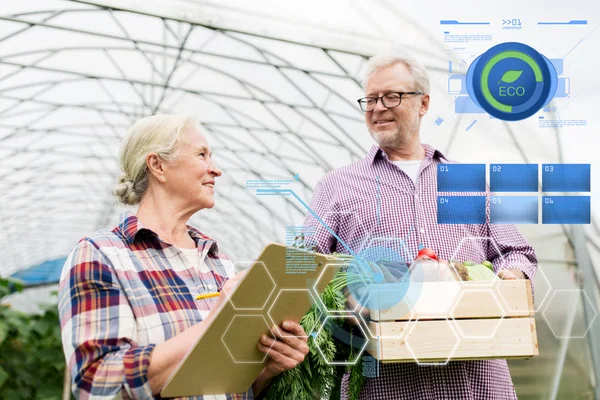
[{"x1": 304, "y1": 54, "x2": 537, "y2": 399}]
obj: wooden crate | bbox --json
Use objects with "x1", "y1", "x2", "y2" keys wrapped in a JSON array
[{"x1": 365, "y1": 280, "x2": 538, "y2": 363}]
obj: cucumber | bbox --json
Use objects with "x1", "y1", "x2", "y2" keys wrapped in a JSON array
[{"x1": 481, "y1": 260, "x2": 494, "y2": 272}]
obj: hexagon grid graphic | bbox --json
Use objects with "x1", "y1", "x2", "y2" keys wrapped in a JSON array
[
  {"x1": 314, "y1": 315, "x2": 369, "y2": 365},
  {"x1": 223, "y1": 261, "x2": 276, "y2": 310},
  {"x1": 531, "y1": 263, "x2": 552, "y2": 312},
  {"x1": 408, "y1": 257, "x2": 461, "y2": 283},
  {"x1": 450, "y1": 289, "x2": 506, "y2": 338},
  {"x1": 493, "y1": 263, "x2": 551, "y2": 315},
  {"x1": 346, "y1": 238, "x2": 414, "y2": 313},
  {"x1": 268, "y1": 288, "x2": 320, "y2": 337},
  {"x1": 363, "y1": 236, "x2": 414, "y2": 266},
  {"x1": 233, "y1": 260, "x2": 255, "y2": 274},
  {"x1": 450, "y1": 236, "x2": 505, "y2": 286},
  {"x1": 357, "y1": 299, "x2": 415, "y2": 340},
  {"x1": 313, "y1": 262, "x2": 361, "y2": 314},
  {"x1": 542, "y1": 289, "x2": 598, "y2": 339},
  {"x1": 405, "y1": 317, "x2": 460, "y2": 366},
  {"x1": 222, "y1": 315, "x2": 273, "y2": 363},
  {"x1": 403, "y1": 260, "x2": 460, "y2": 317}
]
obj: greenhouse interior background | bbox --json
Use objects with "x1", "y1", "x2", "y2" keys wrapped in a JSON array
[{"x1": 0, "y1": 0, "x2": 599, "y2": 399}]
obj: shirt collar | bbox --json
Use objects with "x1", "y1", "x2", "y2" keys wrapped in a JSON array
[
  {"x1": 118, "y1": 211, "x2": 217, "y2": 252},
  {"x1": 366, "y1": 143, "x2": 448, "y2": 165}
]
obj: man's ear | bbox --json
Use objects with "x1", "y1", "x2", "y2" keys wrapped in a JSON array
[
  {"x1": 146, "y1": 153, "x2": 167, "y2": 183},
  {"x1": 419, "y1": 94, "x2": 430, "y2": 117}
]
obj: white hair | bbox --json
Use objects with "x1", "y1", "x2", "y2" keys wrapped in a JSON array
[
  {"x1": 363, "y1": 53, "x2": 430, "y2": 94},
  {"x1": 113, "y1": 114, "x2": 197, "y2": 205}
]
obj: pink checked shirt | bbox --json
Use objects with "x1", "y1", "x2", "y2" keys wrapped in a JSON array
[{"x1": 304, "y1": 144, "x2": 537, "y2": 400}]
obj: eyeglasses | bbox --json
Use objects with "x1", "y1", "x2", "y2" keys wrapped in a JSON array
[{"x1": 357, "y1": 91, "x2": 423, "y2": 112}]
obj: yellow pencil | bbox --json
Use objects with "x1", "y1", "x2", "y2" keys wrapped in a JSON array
[{"x1": 196, "y1": 292, "x2": 220, "y2": 300}]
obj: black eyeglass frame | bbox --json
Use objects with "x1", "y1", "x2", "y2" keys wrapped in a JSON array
[{"x1": 357, "y1": 91, "x2": 424, "y2": 112}]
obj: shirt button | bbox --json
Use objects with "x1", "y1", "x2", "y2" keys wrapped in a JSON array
[{"x1": 420, "y1": 228, "x2": 425, "y2": 234}]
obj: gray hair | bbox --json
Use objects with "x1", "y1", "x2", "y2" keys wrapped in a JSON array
[
  {"x1": 113, "y1": 114, "x2": 197, "y2": 205},
  {"x1": 362, "y1": 53, "x2": 430, "y2": 95}
]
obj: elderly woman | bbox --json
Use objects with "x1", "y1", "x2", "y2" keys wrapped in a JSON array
[{"x1": 58, "y1": 115, "x2": 308, "y2": 399}]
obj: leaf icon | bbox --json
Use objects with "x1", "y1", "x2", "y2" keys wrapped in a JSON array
[{"x1": 499, "y1": 70, "x2": 523, "y2": 84}]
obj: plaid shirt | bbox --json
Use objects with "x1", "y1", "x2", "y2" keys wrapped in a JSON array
[
  {"x1": 304, "y1": 144, "x2": 538, "y2": 400},
  {"x1": 58, "y1": 212, "x2": 254, "y2": 400}
]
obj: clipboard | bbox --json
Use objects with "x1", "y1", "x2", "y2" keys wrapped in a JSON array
[{"x1": 160, "y1": 243, "x2": 346, "y2": 397}]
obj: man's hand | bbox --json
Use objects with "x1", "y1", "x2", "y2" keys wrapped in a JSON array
[{"x1": 497, "y1": 268, "x2": 526, "y2": 280}]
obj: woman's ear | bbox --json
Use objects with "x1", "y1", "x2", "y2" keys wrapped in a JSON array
[{"x1": 146, "y1": 153, "x2": 167, "y2": 183}]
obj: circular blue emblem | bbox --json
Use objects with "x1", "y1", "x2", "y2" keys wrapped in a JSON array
[{"x1": 467, "y1": 42, "x2": 558, "y2": 121}]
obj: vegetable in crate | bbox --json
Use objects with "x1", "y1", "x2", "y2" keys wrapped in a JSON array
[
  {"x1": 448, "y1": 260, "x2": 470, "y2": 281},
  {"x1": 416, "y1": 248, "x2": 496, "y2": 282},
  {"x1": 264, "y1": 252, "x2": 363, "y2": 400},
  {"x1": 451, "y1": 259, "x2": 497, "y2": 281},
  {"x1": 416, "y1": 247, "x2": 437, "y2": 260},
  {"x1": 265, "y1": 247, "x2": 500, "y2": 400}
]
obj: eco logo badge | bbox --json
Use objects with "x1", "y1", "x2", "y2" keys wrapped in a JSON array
[{"x1": 467, "y1": 42, "x2": 558, "y2": 121}]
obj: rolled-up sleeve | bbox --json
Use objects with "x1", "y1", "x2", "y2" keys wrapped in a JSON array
[
  {"x1": 58, "y1": 239, "x2": 155, "y2": 400},
  {"x1": 488, "y1": 223, "x2": 538, "y2": 278},
  {"x1": 486, "y1": 220, "x2": 538, "y2": 301},
  {"x1": 482, "y1": 190, "x2": 538, "y2": 292}
]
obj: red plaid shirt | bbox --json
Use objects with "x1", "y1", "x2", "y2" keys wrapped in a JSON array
[
  {"x1": 58, "y1": 212, "x2": 253, "y2": 400},
  {"x1": 304, "y1": 144, "x2": 537, "y2": 400}
]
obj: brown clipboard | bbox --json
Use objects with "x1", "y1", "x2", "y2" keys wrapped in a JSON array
[{"x1": 160, "y1": 243, "x2": 345, "y2": 397}]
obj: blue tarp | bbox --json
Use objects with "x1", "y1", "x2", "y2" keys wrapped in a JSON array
[{"x1": 10, "y1": 258, "x2": 67, "y2": 287}]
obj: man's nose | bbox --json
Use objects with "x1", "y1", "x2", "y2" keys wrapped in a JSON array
[{"x1": 372, "y1": 97, "x2": 388, "y2": 112}]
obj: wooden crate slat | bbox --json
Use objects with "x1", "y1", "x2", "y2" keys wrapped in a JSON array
[
  {"x1": 370, "y1": 280, "x2": 533, "y2": 321},
  {"x1": 367, "y1": 317, "x2": 538, "y2": 362}
]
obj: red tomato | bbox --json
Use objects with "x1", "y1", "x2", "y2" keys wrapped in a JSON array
[{"x1": 416, "y1": 248, "x2": 437, "y2": 261}]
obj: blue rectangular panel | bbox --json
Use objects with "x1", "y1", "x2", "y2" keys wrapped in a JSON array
[
  {"x1": 490, "y1": 196, "x2": 538, "y2": 224},
  {"x1": 542, "y1": 196, "x2": 590, "y2": 224},
  {"x1": 542, "y1": 164, "x2": 590, "y2": 192},
  {"x1": 455, "y1": 96, "x2": 485, "y2": 114},
  {"x1": 549, "y1": 58, "x2": 563, "y2": 75},
  {"x1": 437, "y1": 196, "x2": 486, "y2": 224},
  {"x1": 490, "y1": 164, "x2": 538, "y2": 192},
  {"x1": 554, "y1": 77, "x2": 570, "y2": 97},
  {"x1": 437, "y1": 164, "x2": 486, "y2": 192}
]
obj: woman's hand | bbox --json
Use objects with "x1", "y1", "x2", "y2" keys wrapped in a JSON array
[
  {"x1": 252, "y1": 321, "x2": 309, "y2": 395},
  {"x1": 259, "y1": 321, "x2": 309, "y2": 377},
  {"x1": 147, "y1": 270, "x2": 247, "y2": 394}
]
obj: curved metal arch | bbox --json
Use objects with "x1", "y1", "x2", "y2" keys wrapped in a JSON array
[
  {"x1": 0, "y1": 57, "x2": 362, "y2": 152},
  {"x1": 0, "y1": 28, "x2": 371, "y2": 160},
  {"x1": 0, "y1": 15, "x2": 361, "y2": 80}
]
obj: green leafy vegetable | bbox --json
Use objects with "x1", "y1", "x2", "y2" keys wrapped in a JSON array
[
  {"x1": 265, "y1": 251, "x2": 366, "y2": 400},
  {"x1": 466, "y1": 264, "x2": 497, "y2": 281},
  {"x1": 266, "y1": 250, "x2": 500, "y2": 399},
  {"x1": 481, "y1": 261, "x2": 494, "y2": 272},
  {"x1": 0, "y1": 276, "x2": 69, "y2": 399}
]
